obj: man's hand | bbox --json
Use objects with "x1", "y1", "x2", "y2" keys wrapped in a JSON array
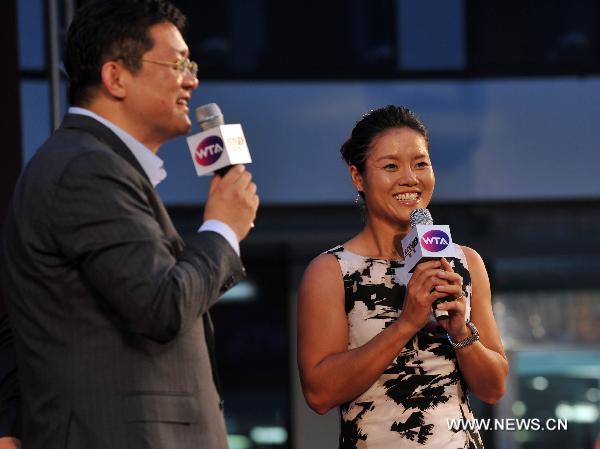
[
  {"x1": 204, "y1": 165, "x2": 259, "y2": 241},
  {"x1": 0, "y1": 437, "x2": 21, "y2": 449}
]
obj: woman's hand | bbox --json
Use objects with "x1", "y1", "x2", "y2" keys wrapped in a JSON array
[
  {"x1": 432, "y1": 258, "x2": 471, "y2": 341},
  {"x1": 398, "y1": 259, "x2": 449, "y2": 333}
]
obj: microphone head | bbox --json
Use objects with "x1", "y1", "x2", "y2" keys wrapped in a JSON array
[
  {"x1": 195, "y1": 103, "x2": 224, "y2": 131},
  {"x1": 409, "y1": 208, "x2": 433, "y2": 227}
]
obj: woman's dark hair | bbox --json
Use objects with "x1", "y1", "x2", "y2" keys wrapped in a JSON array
[
  {"x1": 340, "y1": 105, "x2": 429, "y2": 174},
  {"x1": 65, "y1": 0, "x2": 186, "y2": 106}
]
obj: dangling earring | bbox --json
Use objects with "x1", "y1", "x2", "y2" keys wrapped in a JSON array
[
  {"x1": 354, "y1": 191, "x2": 364, "y2": 206},
  {"x1": 355, "y1": 191, "x2": 367, "y2": 222}
]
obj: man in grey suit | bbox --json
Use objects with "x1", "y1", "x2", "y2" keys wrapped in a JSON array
[{"x1": 0, "y1": 0, "x2": 259, "y2": 448}]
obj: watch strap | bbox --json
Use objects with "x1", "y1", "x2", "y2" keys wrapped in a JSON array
[{"x1": 448, "y1": 320, "x2": 480, "y2": 350}]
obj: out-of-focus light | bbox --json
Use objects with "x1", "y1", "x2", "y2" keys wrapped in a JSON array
[
  {"x1": 250, "y1": 426, "x2": 288, "y2": 444},
  {"x1": 555, "y1": 402, "x2": 599, "y2": 423},
  {"x1": 221, "y1": 281, "x2": 256, "y2": 302},
  {"x1": 512, "y1": 400, "x2": 527, "y2": 416},
  {"x1": 531, "y1": 376, "x2": 548, "y2": 391},
  {"x1": 585, "y1": 388, "x2": 599, "y2": 402},
  {"x1": 514, "y1": 431, "x2": 534, "y2": 443},
  {"x1": 227, "y1": 434, "x2": 252, "y2": 449},
  {"x1": 531, "y1": 326, "x2": 545, "y2": 338}
]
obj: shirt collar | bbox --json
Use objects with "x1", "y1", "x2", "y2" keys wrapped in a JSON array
[{"x1": 68, "y1": 107, "x2": 167, "y2": 187}]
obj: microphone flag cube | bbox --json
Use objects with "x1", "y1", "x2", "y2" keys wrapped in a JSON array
[
  {"x1": 401, "y1": 224, "x2": 456, "y2": 272},
  {"x1": 186, "y1": 124, "x2": 251, "y2": 176}
]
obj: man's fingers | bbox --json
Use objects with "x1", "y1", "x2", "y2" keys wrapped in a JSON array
[
  {"x1": 208, "y1": 175, "x2": 222, "y2": 194},
  {"x1": 220, "y1": 164, "x2": 246, "y2": 184},
  {"x1": 246, "y1": 181, "x2": 258, "y2": 195},
  {"x1": 237, "y1": 171, "x2": 253, "y2": 188},
  {"x1": 224, "y1": 167, "x2": 252, "y2": 189}
]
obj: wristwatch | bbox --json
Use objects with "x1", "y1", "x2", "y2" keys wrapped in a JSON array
[{"x1": 448, "y1": 320, "x2": 480, "y2": 350}]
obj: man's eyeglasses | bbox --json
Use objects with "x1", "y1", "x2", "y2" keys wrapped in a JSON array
[{"x1": 142, "y1": 58, "x2": 198, "y2": 78}]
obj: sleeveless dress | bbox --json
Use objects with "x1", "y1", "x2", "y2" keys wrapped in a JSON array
[{"x1": 327, "y1": 245, "x2": 484, "y2": 449}]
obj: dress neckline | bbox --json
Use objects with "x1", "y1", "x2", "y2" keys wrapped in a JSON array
[{"x1": 336, "y1": 245, "x2": 405, "y2": 264}]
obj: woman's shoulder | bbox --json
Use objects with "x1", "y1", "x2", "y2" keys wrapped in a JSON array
[
  {"x1": 299, "y1": 251, "x2": 345, "y2": 300},
  {"x1": 309, "y1": 250, "x2": 341, "y2": 270},
  {"x1": 457, "y1": 244, "x2": 485, "y2": 269},
  {"x1": 455, "y1": 244, "x2": 489, "y2": 289},
  {"x1": 302, "y1": 242, "x2": 365, "y2": 286},
  {"x1": 302, "y1": 250, "x2": 343, "y2": 281}
]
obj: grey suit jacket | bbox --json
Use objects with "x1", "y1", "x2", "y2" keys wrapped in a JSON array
[{"x1": 0, "y1": 114, "x2": 244, "y2": 449}]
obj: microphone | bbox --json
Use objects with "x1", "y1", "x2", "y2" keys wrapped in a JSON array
[
  {"x1": 400, "y1": 208, "x2": 458, "y2": 320},
  {"x1": 196, "y1": 102, "x2": 224, "y2": 131},
  {"x1": 186, "y1": 103, "x2": 252, "y2": 176}
]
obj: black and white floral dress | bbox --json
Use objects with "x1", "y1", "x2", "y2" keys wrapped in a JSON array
[{"x1": 327, "y1": 245, "x2": 484, "y2": 449}]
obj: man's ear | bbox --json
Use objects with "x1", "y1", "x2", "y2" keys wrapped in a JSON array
[
  {"x1": 100, "y1": 61, "x2": 127, "y2": 99},
  {"x1": 349, "y1": 165, "x2": 364, "y2": 192}
]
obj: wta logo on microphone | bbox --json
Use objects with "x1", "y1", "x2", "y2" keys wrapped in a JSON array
[
  {"x1": 187, "y1": 123, "x2": 251, "y2": 176},
  {"x1": 400, "y1": 225, "x2": 456, "y2": 273},
  {"x1": 195, "y1": 136, "x2": 224, "y2": 166},
  {"x1": 421, "y1": 230, "x2": 450, "y2": 252}
]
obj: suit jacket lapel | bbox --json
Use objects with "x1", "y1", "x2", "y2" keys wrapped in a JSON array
[{"x1": 60, "y1": 114, "x2": 150, "y2": 183}]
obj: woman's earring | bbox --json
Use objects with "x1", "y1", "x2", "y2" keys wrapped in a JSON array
[{"x1": 354, "y1": 191, "x2": 364, "y2": 205}]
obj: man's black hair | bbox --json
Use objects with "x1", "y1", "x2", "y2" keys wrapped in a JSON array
[{"x1": 65, "y1": 0, "x2": 186, "y2": 106}]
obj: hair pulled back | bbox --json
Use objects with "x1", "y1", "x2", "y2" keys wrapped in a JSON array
[{"x1": 340, "y1": 105, "x2": 429, "y2": 174}]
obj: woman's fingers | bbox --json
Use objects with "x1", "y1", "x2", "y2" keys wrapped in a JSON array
[
  {"x1": 433, "y1": 283, "x2": 462, "y2": 296},
  {"x1": 436, "y1": 258, "x2": 463, "y2": 287}
]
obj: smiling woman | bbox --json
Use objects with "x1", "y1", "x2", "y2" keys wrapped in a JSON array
[
  {"x1": 297, "y1": 105, "x2": 508, "y2": 449},
  {"x1": 349, "y1": 126, "x2": 434, "y2": 229}
]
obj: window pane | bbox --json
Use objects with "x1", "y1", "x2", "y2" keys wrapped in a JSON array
[
  {"x1": 18, "y1": 0, "x2": 45, "y2": 70},
  {"x1": 20, "y1": 81, "x2": 50, "y2": 163}
]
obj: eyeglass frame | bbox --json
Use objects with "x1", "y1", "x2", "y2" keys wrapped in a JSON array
[{"x1": 142, "y1": 57, "x2": 198, "y2": 78}]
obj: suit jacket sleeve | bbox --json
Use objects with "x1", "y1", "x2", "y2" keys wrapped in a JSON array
[{"x1": 51, "y1": 150, "x2": 244, "y2": 343}]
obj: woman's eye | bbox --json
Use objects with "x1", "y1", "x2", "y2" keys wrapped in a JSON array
[
  {"x1": 416, "y1": 161, "x2": 430, "y2": 169},
  {"x1": 384, "y1": 164, "x2": 397, "y2": 170}
]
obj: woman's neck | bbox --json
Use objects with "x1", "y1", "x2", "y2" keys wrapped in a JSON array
[{"x1": 347, "y1": 218, "x2": 410, "y2": 260}]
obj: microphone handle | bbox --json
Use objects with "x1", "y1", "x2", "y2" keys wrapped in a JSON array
[
  {"x1": 214, "y1": 165, "x2": 233, "y2": 177},
  {"x1": 432, "y1": 296, "x2": 453, "y2": 320}
]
